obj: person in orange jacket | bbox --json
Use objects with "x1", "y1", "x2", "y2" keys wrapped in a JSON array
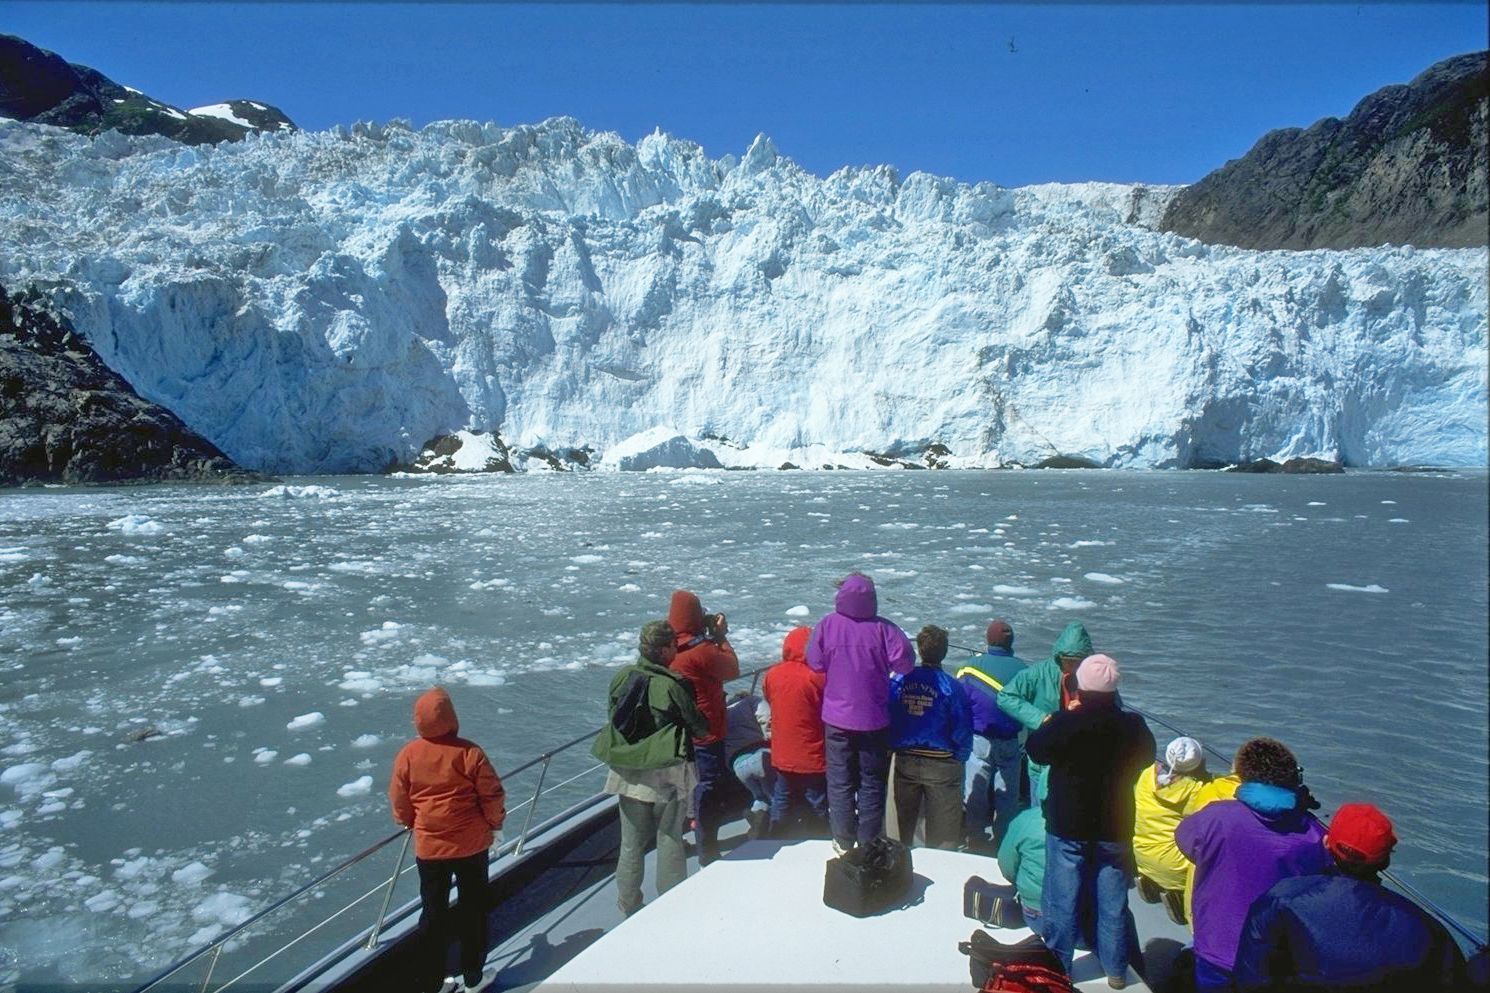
[
  {"x1": 762, "y1": 625, "x2": 828, "y2": 837},
  {"x1": 389, "y1": 687, "x2": 506, "y2": 993},
  {"x1": 667, "y1": 589, "x2": 739, "y2": 863}
]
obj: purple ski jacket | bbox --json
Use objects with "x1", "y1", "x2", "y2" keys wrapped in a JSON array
[
  {"x1": 806, "y1": 575, "x2": 915, "y2": 731},
  {"x1": 1176, "y1": 783, "x2": 1331, "y2": 972}
]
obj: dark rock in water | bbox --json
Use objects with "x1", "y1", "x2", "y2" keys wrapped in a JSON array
[
  {"x1": 779, "y1": 462, "x2": 800, "y2": 470},
  {"x1": 0, "y1": 286, "x2": 258, "y2": 486},
  {"x1": 124, "y1": 727, "x2": 162, "y2": 743},
  {"x1": 1280, "y1": 457, "x2": 1345, "y2": 474},
  {"x1": 516, "y1": 444, "x2": 594, "y2": 472},
  {"x1": 1387, "y1": 465, "x2": 1453, "y2": 474},
  {"x1": 1161, "y1": 51, "x2": 1488, "y2": 249},
  {"x1": 1034, "y1": 455, "x2": 1103, "y2": 470},
  {"x1": 923, "y1": 443, "x2": 952, "y2": 469},
  {"x1": 1225, "y1": 459, "x2": 1283, "y2": 473},
  {"x1": 399, "y1": 431, "x2": 514, "y2": 473},
  {"x1": 0, "y1": 33, "x2": 296, "y2": 145}
]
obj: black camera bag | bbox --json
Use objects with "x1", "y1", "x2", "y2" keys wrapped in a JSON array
[{"x1": 822, "y1": 836, "x2": 914, "y2": 917}]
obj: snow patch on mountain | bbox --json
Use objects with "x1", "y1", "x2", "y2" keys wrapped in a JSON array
[{"x1": 0, "y1": 116, "x2": 1483, "y2": 472}]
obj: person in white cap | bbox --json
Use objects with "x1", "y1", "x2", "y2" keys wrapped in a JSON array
[
  {"x1": 1025, "y1": 654, "x2": 1156, "y2": 990},
  {"x1": 1132, "y1": 736, "x2": 1211, "y2": 924}
]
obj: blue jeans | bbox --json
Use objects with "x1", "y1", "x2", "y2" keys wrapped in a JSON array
[
  {"x1": 731, "y1": 747, "x2": 775, "y2": 810},
  {"x1": 963, "y1": 734, "x2": 1024, "y2": 845},
  {"x1": 769, "y1": 770, "x2": 828, "y2": 834},
  {"x1": 824, "y1": 724, "x2": 890, "y2": 846},
  {"x1": 692, "y1": 740, "x2": 728, "y2": 854},
  {"x1": 1043, "y1": 834, "x2": 1134, "y2": 981},
  {"x1": 1021, "y1": 904, "x2": 1044, "y2": 941}
]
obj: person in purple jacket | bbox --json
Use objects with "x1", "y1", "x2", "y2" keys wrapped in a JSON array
[
  {"x1": 1175, "y1": 737, "x2": 1332, "y2": 992},
  {"x1": 807, "y1": 572, "x2": 915, "y2": 852}
]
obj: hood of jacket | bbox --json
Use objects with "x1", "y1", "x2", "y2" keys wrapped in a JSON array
[
  {"x1": 414, "y1": 687, "x2": 459, "y2": 739},
  {"x1": 834, "y1": 574, "x2": 878, "y2": 620},
  {"x1": 668, "y1": 589, "x2": 706, "y2": 639},
  {"x1": 1049, "y1": 622, "x2": 1093, "y2": 661},
  {"x1": 782, "y1": 626, "x2": 811, "y2": 664},
  {"x1": 1237, "y1": 781, "x2": 1305, "y2": 822}
]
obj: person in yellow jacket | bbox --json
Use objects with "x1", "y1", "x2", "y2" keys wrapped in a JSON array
[{"x1": 1133, "y1": 736, "x2": 1210, "y2": 924}]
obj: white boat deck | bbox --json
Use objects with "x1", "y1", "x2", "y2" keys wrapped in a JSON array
[{"x1": 535, "y1": 838, "x2": 1148, "y2": 992}]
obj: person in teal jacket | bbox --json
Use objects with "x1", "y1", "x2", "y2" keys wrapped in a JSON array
[
  {"x1": 997, "y1": 804, "x2": 1048, "y2": 936},
  {"x1": 995, "y1": 621, "x2": 1093, "y2": 806}
]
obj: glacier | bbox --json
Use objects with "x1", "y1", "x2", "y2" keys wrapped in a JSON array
[{"x1": 0, "y1": 116, "x2": 1483, "y2": 473}]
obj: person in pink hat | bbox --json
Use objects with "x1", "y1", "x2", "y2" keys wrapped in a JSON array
[{"x1": 1025, "y1": 654, "x2": 1156, "y2": 989}]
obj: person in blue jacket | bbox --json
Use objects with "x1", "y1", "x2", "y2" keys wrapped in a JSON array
[
  {"x1": 1234, "y1": 802, "x2": 1467, "y2": 992},
  {"x1": 890, "y1": 625, "x2": 973, "y2": 849},
  {"x1": 956, "y1": 618, "x2": 1029, "y2": 851}
]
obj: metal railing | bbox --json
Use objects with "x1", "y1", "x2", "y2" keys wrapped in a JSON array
[
  {"x1": 128, "y1": 663, "x2": 770, "y2": 993},
  {"x1": 949, "y1": 642, "x2": 1488, "y2": 953}
]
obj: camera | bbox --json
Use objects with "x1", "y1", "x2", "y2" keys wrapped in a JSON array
[{"x1": 702, "y1": 612, "x2": 727, "y2": 643}]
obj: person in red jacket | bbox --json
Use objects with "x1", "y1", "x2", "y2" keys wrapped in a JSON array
[
  {"x1": 389, "y1": 687, "x2": 506, "y2": 993},
  {"x1": 668, "y1": 589, "x2": 740, "y2": 863},
  {"x1": 762, "y1": 626, "x2": 828, "y2": 837}
]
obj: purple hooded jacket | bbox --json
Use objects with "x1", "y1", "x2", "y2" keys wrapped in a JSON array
[
  {"x1": 806, "y1": 575, "x2": 915, "y2": 731},
  {"x1": 1176, "y1": 783, "x2": 1331, "y2": 972}
]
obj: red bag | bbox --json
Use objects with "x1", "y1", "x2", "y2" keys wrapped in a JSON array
[{"x1": 959, "y1": 930, "x2": 1074, "y2": 993}]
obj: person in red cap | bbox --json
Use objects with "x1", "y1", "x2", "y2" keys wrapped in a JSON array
[
  {"x1": 666, "y1": 589, "x2": 739, "y2": 864},
  {"x1": 1233, "y1": 802, "x2": 1467, "y2": 991},
  {"x1": 955, "y1": 617, "x2": 1030, "y2": 851}
]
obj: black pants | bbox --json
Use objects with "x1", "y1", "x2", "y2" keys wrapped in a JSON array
[{"x1": 416, "y1": 850, "x2": 490, "y2": 990}]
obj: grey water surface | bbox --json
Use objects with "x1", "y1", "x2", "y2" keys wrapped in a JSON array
[{"x1": 0, "y1": 470, "x2": 1485, "y2": 987}]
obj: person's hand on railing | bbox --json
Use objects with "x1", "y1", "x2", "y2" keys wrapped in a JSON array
[{"x1": 490, "y1": 830, "x2": 505, "y2": 860}]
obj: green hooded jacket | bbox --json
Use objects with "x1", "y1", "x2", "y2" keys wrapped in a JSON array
[
  {"x1": 996, "y1": 622, "x2": 1092, "y2": 803},
  {"x1": 997, "y1": 805, "x2": 1048, "y2": 912},
  {"x1": 592, "y1": 657, "x2": 709, "y2": 770}
]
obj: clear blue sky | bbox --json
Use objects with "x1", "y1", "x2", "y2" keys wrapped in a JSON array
[{"x1": 7, "y1": 2, "x2": 1486, "y2": 186}]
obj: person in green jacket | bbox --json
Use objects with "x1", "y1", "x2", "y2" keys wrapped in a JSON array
[
  {"x1": 997, "y1": 804, "x2": 1049, "y2": 937},
  {"x1": 995, "y1": 621, "x2": 1093, "y2": 806},
  {"x1": 593, "y1": 620, "x2": 709, "y2": 916}
]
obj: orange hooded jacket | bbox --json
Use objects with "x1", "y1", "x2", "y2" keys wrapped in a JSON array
[
  {"x1": 761, "y1": 626, "x2": 826, "y2": 774},
  {"x1": 667, "y1": 590, "x2": 740, "y2": 745},
  {"x1": 388, "y1": 688, "x2": 506, "y2": 860}
]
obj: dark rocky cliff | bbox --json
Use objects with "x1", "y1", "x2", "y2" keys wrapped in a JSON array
[
  {"x1": 0, "y1": 33, "x2": 294, "y2": 144},
  {"x1": 0, "y1": 286, "x2": 257, "y2": 486},
  {"x1": 1161, "y1": 52, "x2": 1488, "y2": 250}
]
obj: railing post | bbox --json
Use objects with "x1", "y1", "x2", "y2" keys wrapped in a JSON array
[
  {"x1": 197, "y1": 944, "x2": 223, "y2": 993},
  {"x1": 514, "y1": 754, "x2": 552, "y2": 856},
  {"x1": 364, "y1": 831, "x2": 412, "y2": 950}
]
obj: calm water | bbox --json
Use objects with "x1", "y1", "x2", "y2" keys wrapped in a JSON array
[{"x1": 0, "y1": 470, "x2": 1485, "y2": 987}]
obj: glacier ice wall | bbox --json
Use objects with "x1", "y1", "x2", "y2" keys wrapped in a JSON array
[{"x1": 0, "y1": 117, "x2": 1484, "y2": 472}]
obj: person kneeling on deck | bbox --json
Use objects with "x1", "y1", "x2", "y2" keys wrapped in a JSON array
[
  {"x1": 889, "y1": 625, "x2": 972, "y2": 849},
  {"x1": 593, "y1": 620, "x2": 709, "y2": 917},
  {"x1": 667, "y1": 590, "x2": 740, "y2": 865},
  {"x1": 1132, "y1": 736, "x2": 1210, "y2": 925},
  {"x1": 724, "y1": 690, "x2": 774, "y2": 839},
  {"x1": 957, "y1": 618, "x2": 1029, "y2": 851},
  {"x1": 808, "y1": 572, "x2": 915, "y2": 853},
  {"x1": 1234, "y1": 802, "x2": 1467, "y2": 992},
  {"x1": 762, "y1": 625, "x2": 829, "y2": 838},
  {"x1": 389, "y1": 687, "x2": 507, "y2": 993},
  {"x1": 1025, "y1": 654, "x2": 1154, "y2": 990}
]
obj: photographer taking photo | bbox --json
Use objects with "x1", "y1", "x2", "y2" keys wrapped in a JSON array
[{"x1": 667, "y1": 589, "x2": 740, "y2": 864}]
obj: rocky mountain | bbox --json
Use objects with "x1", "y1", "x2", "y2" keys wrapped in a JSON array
[
  {"x1": 0, "y1": 285, "x2": 256, "y2": 485},
  {"x1": 0, "y1": 34, "x2": 294, "y2": 145},
  {"x1": 1161, "y1": 52, "x2": 1488, "y2": 250}
]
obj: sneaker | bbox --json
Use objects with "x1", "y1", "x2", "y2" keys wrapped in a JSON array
[
  {"x1": 1136, "y1": 875, "x2": 1161, "y2": 904},
  {"x1": 1161, "y1": 888, "x2": 1188, "y2": 926},
  {"x1": 463, "y1": 969, "x2": 496, "y2": 993},
  {"x1": 1107, "y1": 976, "x2": 1127, "y2": 990},
  {"x1": 831, "y1": 838, "x2": 853, "y2": 857},
  {"x1": 436, "y1": 978, "x2": 460, "y2": 993}
]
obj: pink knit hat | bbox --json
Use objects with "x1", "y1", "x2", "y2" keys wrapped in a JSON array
[{"x1": 1075, "y1": 653, "x2": 1120, "y2": 692}]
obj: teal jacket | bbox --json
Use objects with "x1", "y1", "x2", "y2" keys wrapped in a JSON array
[
  {"x1": 996, "y1": 622, "x2": 1092, "y2": 803},
  {"x1": 592, "y1": 657, "x2": 709, "y2": 770},
  {"x1": 997, "y1": 805, "x2": 1048, "y2": 912}
]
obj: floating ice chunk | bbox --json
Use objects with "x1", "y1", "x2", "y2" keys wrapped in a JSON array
[
  {"x1": 237, "y1": 696, "x2": 265, "y2": 707},
  {"x1": 617, "y1": 583, "x2": 641, "y2": 593},
  {"x1": 127, "y1": 899, "x2": 161, "y2": 919},
  {"x1": 1380, "y1": 500, "x2": 1397, "y2": 505},
  {"x1": 1049, "y1": 597, "x2": 1098, "y2": 611},
  {"x1": 84, "y1": 889, "x2": 121, "y2": 912},
  {"x1": 1083, "y1": 573, "x2": 1125, "y2": 585},
  {"x1": 991, "y1": 585, "x2": 1039, "y2": 596},
  {"x1": 337, "y1": 775, "x2": 373, "y2": 798},
  {"x1": 192, "y1": 890, "x2": 252, "y2": 927},
  {"x1": 0, "y1": 548, "x2": 27, "y2": 564},
  {"x1": 107, "y1": 515, "x2": 164, "y2": 535},
  {"x1": 55, "y1": 637, "x2": 81, "y2": 648},
  {"x1": 259, "y1": 677, "x2": 283, "y2": 688},
  {"x1": 1307, "y1": 502, "x2": 1327, "y2": 507},
  {"x1": 242, "y1": 534, "x2": 273, "y2": 544},
  {"x1": 1325, "y1": 583, "x2": 1389, "y2": 594},
  {"x1": 946, "y1": 603, "x2": 994, "y2": 615},
  {"x1": 50, "y1": 751, "x2": 90, "y2": 772},
  {"x1": 1, "y1": 763, "x2": 55, "y2": 797},
  {"x1": 360, "y1": 622, "x2": 405, "y2": 645},
  {"x1": 468, "y1": 578, "x2": 510, "y2": 590},
  {"x1": 283, "y1": 753, "x2": 312, "y2": 767},
  {"x1": 0, "y1": 809, "x2": 22, "y2": 828},
  {"x1": 223, "y1": 547, "x2": 245, "y2": 559},
  {"x1": 259, "y1": 485, "x2": 338, "y2": 500},
  {"x1": 1068, "y1": 540, "x2": 1111, "y2": 548},
  {"x1": 1389, "y1": 518, "x2": 1409, "y2": 524},
  {"x1": 351, "y1": 734, "x2": 380, "y2": 749},
  {"x1": 785, "y1": 605, "x2": 810, "y2": 617},
  {"x1": 570, "y1": 554, "x2": 603, "y2": 564},
  {"x1": 464, "y1": 672, "x2": 506, "y2": 687},
  {"x1": 172, "y1": 861, "x2": 214, "y2": 885},
  {"x1": 287, "y1": 713, "x2": 324, "y2": 731},
  {"x1": 104, "y1": 554, "x2": 142, "y2": 565},
  {"x1": 254, "y1": 750, "x2": 278, "y2": 764}
]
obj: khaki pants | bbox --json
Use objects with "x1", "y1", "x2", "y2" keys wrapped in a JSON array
[
  {"x1": 616, "y1": 794, "x2": 687, "y2": 915},
  {"x1": 893, "y1": 752, "x2": 964, "y2": 850}
]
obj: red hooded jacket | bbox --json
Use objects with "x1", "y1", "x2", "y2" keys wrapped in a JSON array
[
  {"x1": 388, "y1": 687, "x2": 506, "y2": 860},
  {"x1": 667, "y1": 590, "x2": 739, "y2": 745},
  {"x1": 761, "y1": 626, "x2": 826, "y2": 774}
]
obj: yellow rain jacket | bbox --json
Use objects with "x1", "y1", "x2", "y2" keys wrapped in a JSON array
[{"x1": 1132, "y1": 763, "x2": 1207, "y2": 891}]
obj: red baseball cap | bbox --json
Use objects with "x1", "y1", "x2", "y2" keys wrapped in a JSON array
[
  {"x1": 986, "y1": 620, "x2": 1013, "y2": 648},
  {"x1": 1325, "y1": 803, "x2": 1397, "y2": 868}
]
